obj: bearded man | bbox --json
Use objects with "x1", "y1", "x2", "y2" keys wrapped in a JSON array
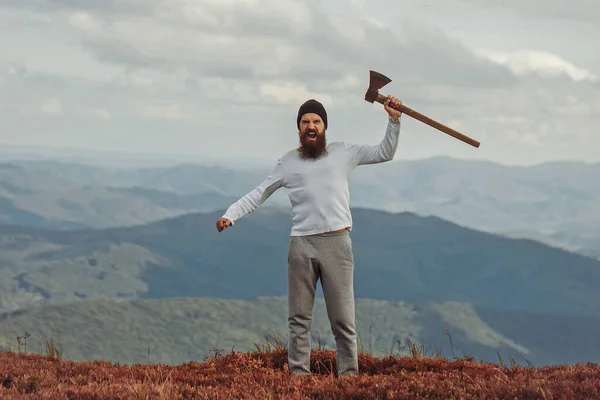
[{"x1": 216, "y1": 96, "x2": 402, "y2": 376}]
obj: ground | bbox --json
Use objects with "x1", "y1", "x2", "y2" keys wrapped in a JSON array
[{"x1": 0, "y1": 349, "x2": 599, "y2": 399}]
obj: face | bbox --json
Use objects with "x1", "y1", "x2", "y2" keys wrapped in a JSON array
[{"x1": 298, "y1": 113, "x2": 327, "y2": 160}]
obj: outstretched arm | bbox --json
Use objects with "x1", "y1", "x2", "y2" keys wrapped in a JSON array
[
  {"x1": 218, "y1": 159, "x2": 284, "y2": 229},
  {"x1": 346, "y1": 96, "x2": 403, "y2": 167}
]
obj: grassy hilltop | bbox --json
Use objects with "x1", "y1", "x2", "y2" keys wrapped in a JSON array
[{"x1": 0, "y1": 344, "x2": 599, "y2": 399}]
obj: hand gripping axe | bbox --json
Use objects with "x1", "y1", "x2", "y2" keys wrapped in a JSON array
[{"x1": 364, "y1": 70, "x2": 480, "y2": 148}]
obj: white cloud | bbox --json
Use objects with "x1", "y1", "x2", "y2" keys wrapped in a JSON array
[
  {"x1": 2, "y1": 60, "x2": 28, "y2": 77},
  {"x1": 331, "y1": 73, "x2": 362, "y2": 91},
  {"x1": 477, "y1": 49, "x2": 598, "y2": 82},
  {"x1": 259, "y1": 81, "x2": 333, "y2": 107},
  {"x1": 140, "y1": 103, "x2": 190, "y2": 121},
  {"x1": 76, "y1": 106, "x2": 111, "y2": 120},
  {"x1": 67, "y1": 12, "x2": 102, "y2": 33},
  {"x1": 41, "y1": 97, "x2": 62, "y2": 115},
  {"x1": 459, "y1": 0, "x2": 600, "y2": 24},
  {"x1": 0, "y1": 0, "x2": 599, "y2": 165},
  {"x1": 327, "y1": 14, "x2": 366, "y2": 43}
]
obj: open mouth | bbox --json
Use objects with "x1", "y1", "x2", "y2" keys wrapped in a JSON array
[{"x1": 306, "y1": 132, "x2": 317, "y2": 139}]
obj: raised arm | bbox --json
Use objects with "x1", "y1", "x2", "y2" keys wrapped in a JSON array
[
  {"x1": 217, "y1": 159, "x2": 284, "y2": 231},
  {"x1": 346, "y1": 96, "x2": 403, "y2": 166}
]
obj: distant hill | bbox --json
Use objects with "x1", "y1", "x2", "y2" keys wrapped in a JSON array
[
  {"x1": 0, "y1": 163, "x2": 242, "y2": 229},
  {"x1": 1, "y1": 208, "x2": 599, "y2": 319},
  {"x1": 6, "y1": 157, "x2": 600, "y2": 259},
  {"x1": 7, "y1": 160, "x2": 268, "y2": 196},
  {"x1": 1, "y1": 296, "x2": 599, "y2": 367},
  {"x1": 349, "y1": 157, "x2": 600, "y2": 259}
]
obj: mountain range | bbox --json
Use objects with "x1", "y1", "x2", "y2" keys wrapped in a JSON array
[
  {"x1": 2, "y1": 157, "x2": 599, "y2": 259},
  {"x1": 1, "y1": 151, "x2": 599, "y2": 367},
  {"x1": 2, "y1": 207, "x2": 599, "y2": 316},
  {"x1": 1, "y1": 207, "x2": 600, "y2": 366}
]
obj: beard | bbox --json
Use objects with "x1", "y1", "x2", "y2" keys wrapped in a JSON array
[{"x1": 298, "y1": 129, "x2": 327, "y2": 160}]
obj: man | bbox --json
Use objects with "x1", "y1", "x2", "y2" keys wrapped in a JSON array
[{"x1": 216, "y1": 96, "x2": 403, "y2": 376}]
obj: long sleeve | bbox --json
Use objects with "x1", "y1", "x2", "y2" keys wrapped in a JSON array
[
  {"x1": 221, "y1": 159, "x2": 284, "y2": 224},
  {"x1": 346, "y1": 115, "x2": 402, "y2": 167}
]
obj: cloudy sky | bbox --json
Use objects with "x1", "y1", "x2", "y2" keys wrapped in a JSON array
[{"x1": 1, "y1": 0, "x2": 598, "y2": 166}]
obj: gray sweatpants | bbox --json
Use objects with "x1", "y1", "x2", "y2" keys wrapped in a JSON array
[{"x1": 286, "y1": 229, "x2": 358, "y2": 376}]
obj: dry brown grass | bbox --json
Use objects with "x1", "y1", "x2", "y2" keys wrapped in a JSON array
[{"x1": 0, "y1": 344, "x2": 599, "y2": 399}]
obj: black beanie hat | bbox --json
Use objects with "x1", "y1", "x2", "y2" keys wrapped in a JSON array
[{"x1": 297, "y1": 99, "x2": 327, "y2": 129}]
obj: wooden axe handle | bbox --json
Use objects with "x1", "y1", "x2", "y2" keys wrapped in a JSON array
[{"x1": 375, "y1": 93, "x2": 480, "y2": 148}]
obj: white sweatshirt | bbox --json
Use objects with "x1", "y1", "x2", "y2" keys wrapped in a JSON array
[{"x1": 222, "y1": 115, "x2": 402, "y2": 236}]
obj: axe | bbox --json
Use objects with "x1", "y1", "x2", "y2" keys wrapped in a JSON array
[{"x1": 364, "y1": 70, "x2": 480, "y2": 148}]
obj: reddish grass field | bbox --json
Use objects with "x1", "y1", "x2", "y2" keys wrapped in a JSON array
[{"x1": 1, "y1": 349, "x2": 599, "y2": 399}]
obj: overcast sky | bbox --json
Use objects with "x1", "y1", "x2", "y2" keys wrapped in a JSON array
[{"x1": 1, "y1": 0, "x2": 598, "y2": 166}]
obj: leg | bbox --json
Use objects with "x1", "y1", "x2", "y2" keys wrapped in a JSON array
[
  {"x1": 318, "y1": 232, "x2": 358, "y2": 376},
  {"x1": 287, "y1": 236, "x2": 319, "y2": 374}
]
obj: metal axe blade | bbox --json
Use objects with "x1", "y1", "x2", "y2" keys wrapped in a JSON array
[
  {"x1": 364, "y1": 69, "x2": 480, "y2": 148},
  {"x1": 364, "y1": 70, "x2": 391, "y2": 103}
]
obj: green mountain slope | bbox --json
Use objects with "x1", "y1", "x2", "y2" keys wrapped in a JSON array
[
  {"x1": 1, "y1": 297, "x2": 599, "y2": 367},
  {"x1": 1, "y1": 208, "x2": 599, "y2": 319}
]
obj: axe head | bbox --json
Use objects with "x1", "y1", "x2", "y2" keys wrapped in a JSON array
[{"x1": 364, "y1": 70, "x2": 391, "y2": 103}]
